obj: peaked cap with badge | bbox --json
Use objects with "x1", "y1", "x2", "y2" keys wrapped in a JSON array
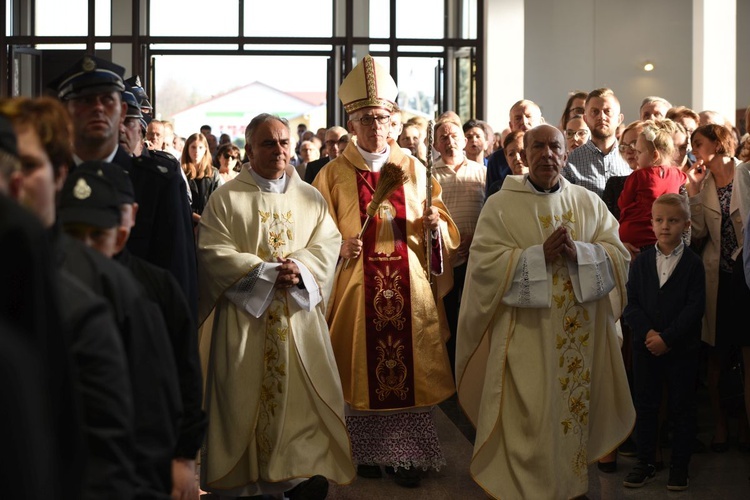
[
  {"x1": 338, "y1": 55, "x2": 399, "y2": 114},
  {"x1": 124, "y1": 75, "x2": 153, "y2": 113},
  {"x1": 59, "y1": 168, "x2": 121, "y2": 229},
  {"x1": 49, "y1": 55, "x2": 126, "y2": 101},
  {"x1": 77, "y1": 160, "x2": 136, "y2": 205}
]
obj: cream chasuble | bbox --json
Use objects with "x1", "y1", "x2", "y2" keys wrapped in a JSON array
[
  {"x1": 197, "y1": 166, "x2": 354, "y2": 493},
  {"x1": 456, "y1": 175, "x2": 634, "y2": 500}
]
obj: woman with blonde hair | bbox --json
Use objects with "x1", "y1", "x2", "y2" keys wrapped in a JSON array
[{"x1": 182, "y1": 132, "x2": 221, "y2": 223}]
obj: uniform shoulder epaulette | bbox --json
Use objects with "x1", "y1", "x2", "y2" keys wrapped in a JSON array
[{"x1": 136, "y1": 150, "x2": 179, "y2": 177}]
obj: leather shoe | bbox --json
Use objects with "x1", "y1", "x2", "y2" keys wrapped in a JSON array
[
  {"x1": 394, "y1": 466, "x2": 421, "y2": 487},
  {"x1": 356, "y1": 464, "x2": 382, "y2": 478},
  {"x1": 597, "y1": 459, "x2": 617, "y2": 473},
  {"x1": 710, "y1": 441, "x2": 729, "y2": 453},
  {"x1": 285, "y1": 475, "x2": 329, "y2": 500}
]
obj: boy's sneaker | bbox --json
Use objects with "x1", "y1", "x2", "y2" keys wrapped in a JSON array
[
  {"x1": 667, "y1": 467, "x2": 689, "y2": 491},
  {"x1": 623, "y1": 462, "x2": 656, "y2": 488}
]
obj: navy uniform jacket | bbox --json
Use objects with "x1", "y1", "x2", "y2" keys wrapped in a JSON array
[
  {"x1": 113, "y1": 146, "x2": 198, "y2": 320},
  {"x1": 59, "y1": 269, "x2": 137, "y2": 500},
  {"x1": 0, "y1": 196, "x2": 84, "y2": 499},
  {"x1": 624, "y1": 245, "x2": 706, "y2": 354},
  {"x1": 59, "y1": 233, "x2": 182, "y2": 499},
  {"x1": 117, "y1": 248, "x2": 207, "y2": 460}
]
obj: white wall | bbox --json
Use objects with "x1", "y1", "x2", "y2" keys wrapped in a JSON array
[
  {"x1": 521, "y1": 0, "x2": 693, "y2": 127},
  {"x1": 738, "y1": 0, "x2": 750, "y2": 123}
]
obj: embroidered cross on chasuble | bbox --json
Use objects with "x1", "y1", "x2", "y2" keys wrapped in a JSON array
[{"x1": 357, "y1": 170, "x2": 416, "y2": 409}]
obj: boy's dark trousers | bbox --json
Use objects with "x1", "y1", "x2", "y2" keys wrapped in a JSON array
[{"x1": 632, "y1": 346, "x2": 700, "y2": 470}]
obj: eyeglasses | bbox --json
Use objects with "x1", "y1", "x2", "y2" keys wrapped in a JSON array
[
  {"x1": 569, "y1": 107, "x2": 585, "y2": 117},
  {"x1": 618, "y1": 142, "x2": 637, "y2": 153},
  {"x1": 223, "y1": 153, "x2": 238, "y2": 160},
  {"x1": 565, "y1": 129, "x2": 589, "y2": 139},
  {"x1": 353, "y1": 114, "x2": 391, "y2": 126}
]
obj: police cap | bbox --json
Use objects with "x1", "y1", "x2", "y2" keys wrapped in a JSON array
[
  {"x1": 59, "y1": 169, "x2": 121, "y2": 229},
  {"x1": 50, "y1": 55, "x2": 126, "y2": 101}
]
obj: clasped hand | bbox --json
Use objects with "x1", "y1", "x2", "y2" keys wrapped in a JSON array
[
  {"x1": 275, "y1": 257, "x2": 300, "y2": 288},
  {"x1": 543, "y1": 226, "x2": 577, "y2": 263}
]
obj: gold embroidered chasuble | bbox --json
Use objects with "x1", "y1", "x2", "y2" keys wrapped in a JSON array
[
  {"x1": 312, "y1": 140, "x2": 459, "y2": 410},
  {"x1": 197, "y1": 166, "x2": 355, "y2": 491},
  {"x1": 456, "y1": 176, "x2": 635, "y2": 500}
]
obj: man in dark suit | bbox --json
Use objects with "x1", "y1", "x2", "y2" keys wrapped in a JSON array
[
  {"x1": 50, "y1": 55, "x2": 198, "y2": 316},
  {"x1": 304, "y1": 125, "x2": 348, "y2": 183}
]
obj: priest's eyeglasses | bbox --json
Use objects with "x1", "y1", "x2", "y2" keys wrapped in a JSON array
[{"x1": 354, "y1": 114, "x2": 391, "y2": 126}]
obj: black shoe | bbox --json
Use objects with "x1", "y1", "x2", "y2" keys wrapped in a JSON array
[
  {"x1": 710, "y1": 440, "x2": 729, "y2": 453},
  {"x1": 618, "y1": 437, "x2": 637, "y2": 457},
  {"x1": 597, "y1": 459, "x2": 617, "y2": 473},
  {"x1": 667, "y1": 467, "x2": 689, "y2": 491},
  {"x1": 285, "y1": 475, "x2": 329, "y2": 500},
  {"x1": 356, "y1": 464, "x2": 382, "y2": 478},
  {"x1": 384, "y1": 466, "x2": 395, "y2": 475},
  {"x1": 692, "y1": 437, "x2": 707, "y2": 453},
  {"x1": 393, "y1": 466, "x2": 421, "y2": 488},
  {"x1": 623, "y1": 462, "x2": 656, "y2": 488}
]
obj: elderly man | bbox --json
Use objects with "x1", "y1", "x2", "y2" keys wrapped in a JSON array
[
  {"x1": 304, "y1": 125, "x2": 348, "y2": 183},
  {"x1": 313, "y1": 55, "x2": 459, "y2": 488},
  {"x1": 49, "y1": 55, "x2": 198, "y2": 317},
  {"x1": 563, "y1": 87, "x2": 631, "y2": 197},
  {"x1": 197, "y1": 113, "x2": 354, "y2": 500},
  {"x1": 456, "y1": 124, "x2": 634, "y2": 499},
  {"x1": 485, "y1": 99, "x2": 544, "y2": 196},
  {"x1": 640, "y1": 96, "x2": 672, "y2": 121},
  {"x1": 432, "y1": 119, "x2": 486, "y2": 372}
]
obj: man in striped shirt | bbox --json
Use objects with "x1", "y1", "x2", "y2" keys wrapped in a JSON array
[{"x1": 432, "y1": 117, "x2": 486, "y2": 372}]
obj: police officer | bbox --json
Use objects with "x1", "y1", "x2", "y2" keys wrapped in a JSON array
[
  {"x1": 77, "y1": 160, "x2": 207, "y2": 499},
  {"x1": 59, "y1": 168, "x2": 182, "y2": 499},
  {"x1": 49, "y1": 55, "x2": 198, "y2": 319}
]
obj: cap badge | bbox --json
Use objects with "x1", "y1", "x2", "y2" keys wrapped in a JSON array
[
  {"x1": 134, "y1": 76, "x2": 142, "y2": 87},
  {"x1": 73, "y1": 178, "x2": 92, "y2": 199},
  {"x1": 82, "y1": 56, "x2": 96, "y2": 73}
]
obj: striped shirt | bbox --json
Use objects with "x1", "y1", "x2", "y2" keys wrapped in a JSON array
[
  {"x1": 563, "y1": 139, "x2": 632, "y2": 198},
  {"x1": 433, "y1": 157, "x2": 486, "y2": 266}
]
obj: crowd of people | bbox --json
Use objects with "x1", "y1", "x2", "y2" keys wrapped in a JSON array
[{"x1": 1, "y1": 51, "x2": 750, "y2": 500}]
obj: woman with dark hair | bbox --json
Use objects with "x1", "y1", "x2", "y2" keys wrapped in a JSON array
[
  {"x1": 558, "y1": 91, "x2": 588, "y2": 131},
  {"x1": 181, "y1": 132, "x2": 221, "y2": 223},
  {"x1": 685, "y1": 123, "x2": 745, "y2": 453},
  {"x1": 216, "y1": 142, "x2": 242, "y2": 183}
]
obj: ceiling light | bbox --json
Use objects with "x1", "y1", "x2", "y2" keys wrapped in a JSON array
[{"x1": 643, "y1": 62, "x2": 654, "y2": 72}]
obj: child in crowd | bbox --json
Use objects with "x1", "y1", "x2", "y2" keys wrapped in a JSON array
[
  {"x1": 622, "y1": 193, "x2": 706, "y2": 491},
  {"x1": 618, "y1": 119, "x2": 687, "y2": 260}
]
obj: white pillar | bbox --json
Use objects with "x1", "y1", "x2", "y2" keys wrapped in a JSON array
[
  {"x1": 692, "y1": 0, "x2": 736, "y2": 124},
  {"x1": 483, "y1": 0, "x2": 524, "y2": 131}
]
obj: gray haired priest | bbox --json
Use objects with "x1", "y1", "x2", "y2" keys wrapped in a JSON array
[
  {"x1": 197, "y1": 113, "x2": 355, "y2": 499},
  {"x1": 313, "y1": 55, "x2": 459, "y2": 488}
]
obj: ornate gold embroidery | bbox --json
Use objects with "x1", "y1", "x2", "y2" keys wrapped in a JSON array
[
  {"x1": 256, "y1": 291, "x2": 289, "y2": 465},
  {"x1": 374, "y1": 334, "x2": 409, "y2": 401},
  {"x1": 372, "y1": 265, "x2": 406, "y2": 331},
  {"x1": 258, "y1": 209, "x2": 295, "y2": 258},
  {"x1": 541, "y1": 208, "x2": 589, "y2": 477}
]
